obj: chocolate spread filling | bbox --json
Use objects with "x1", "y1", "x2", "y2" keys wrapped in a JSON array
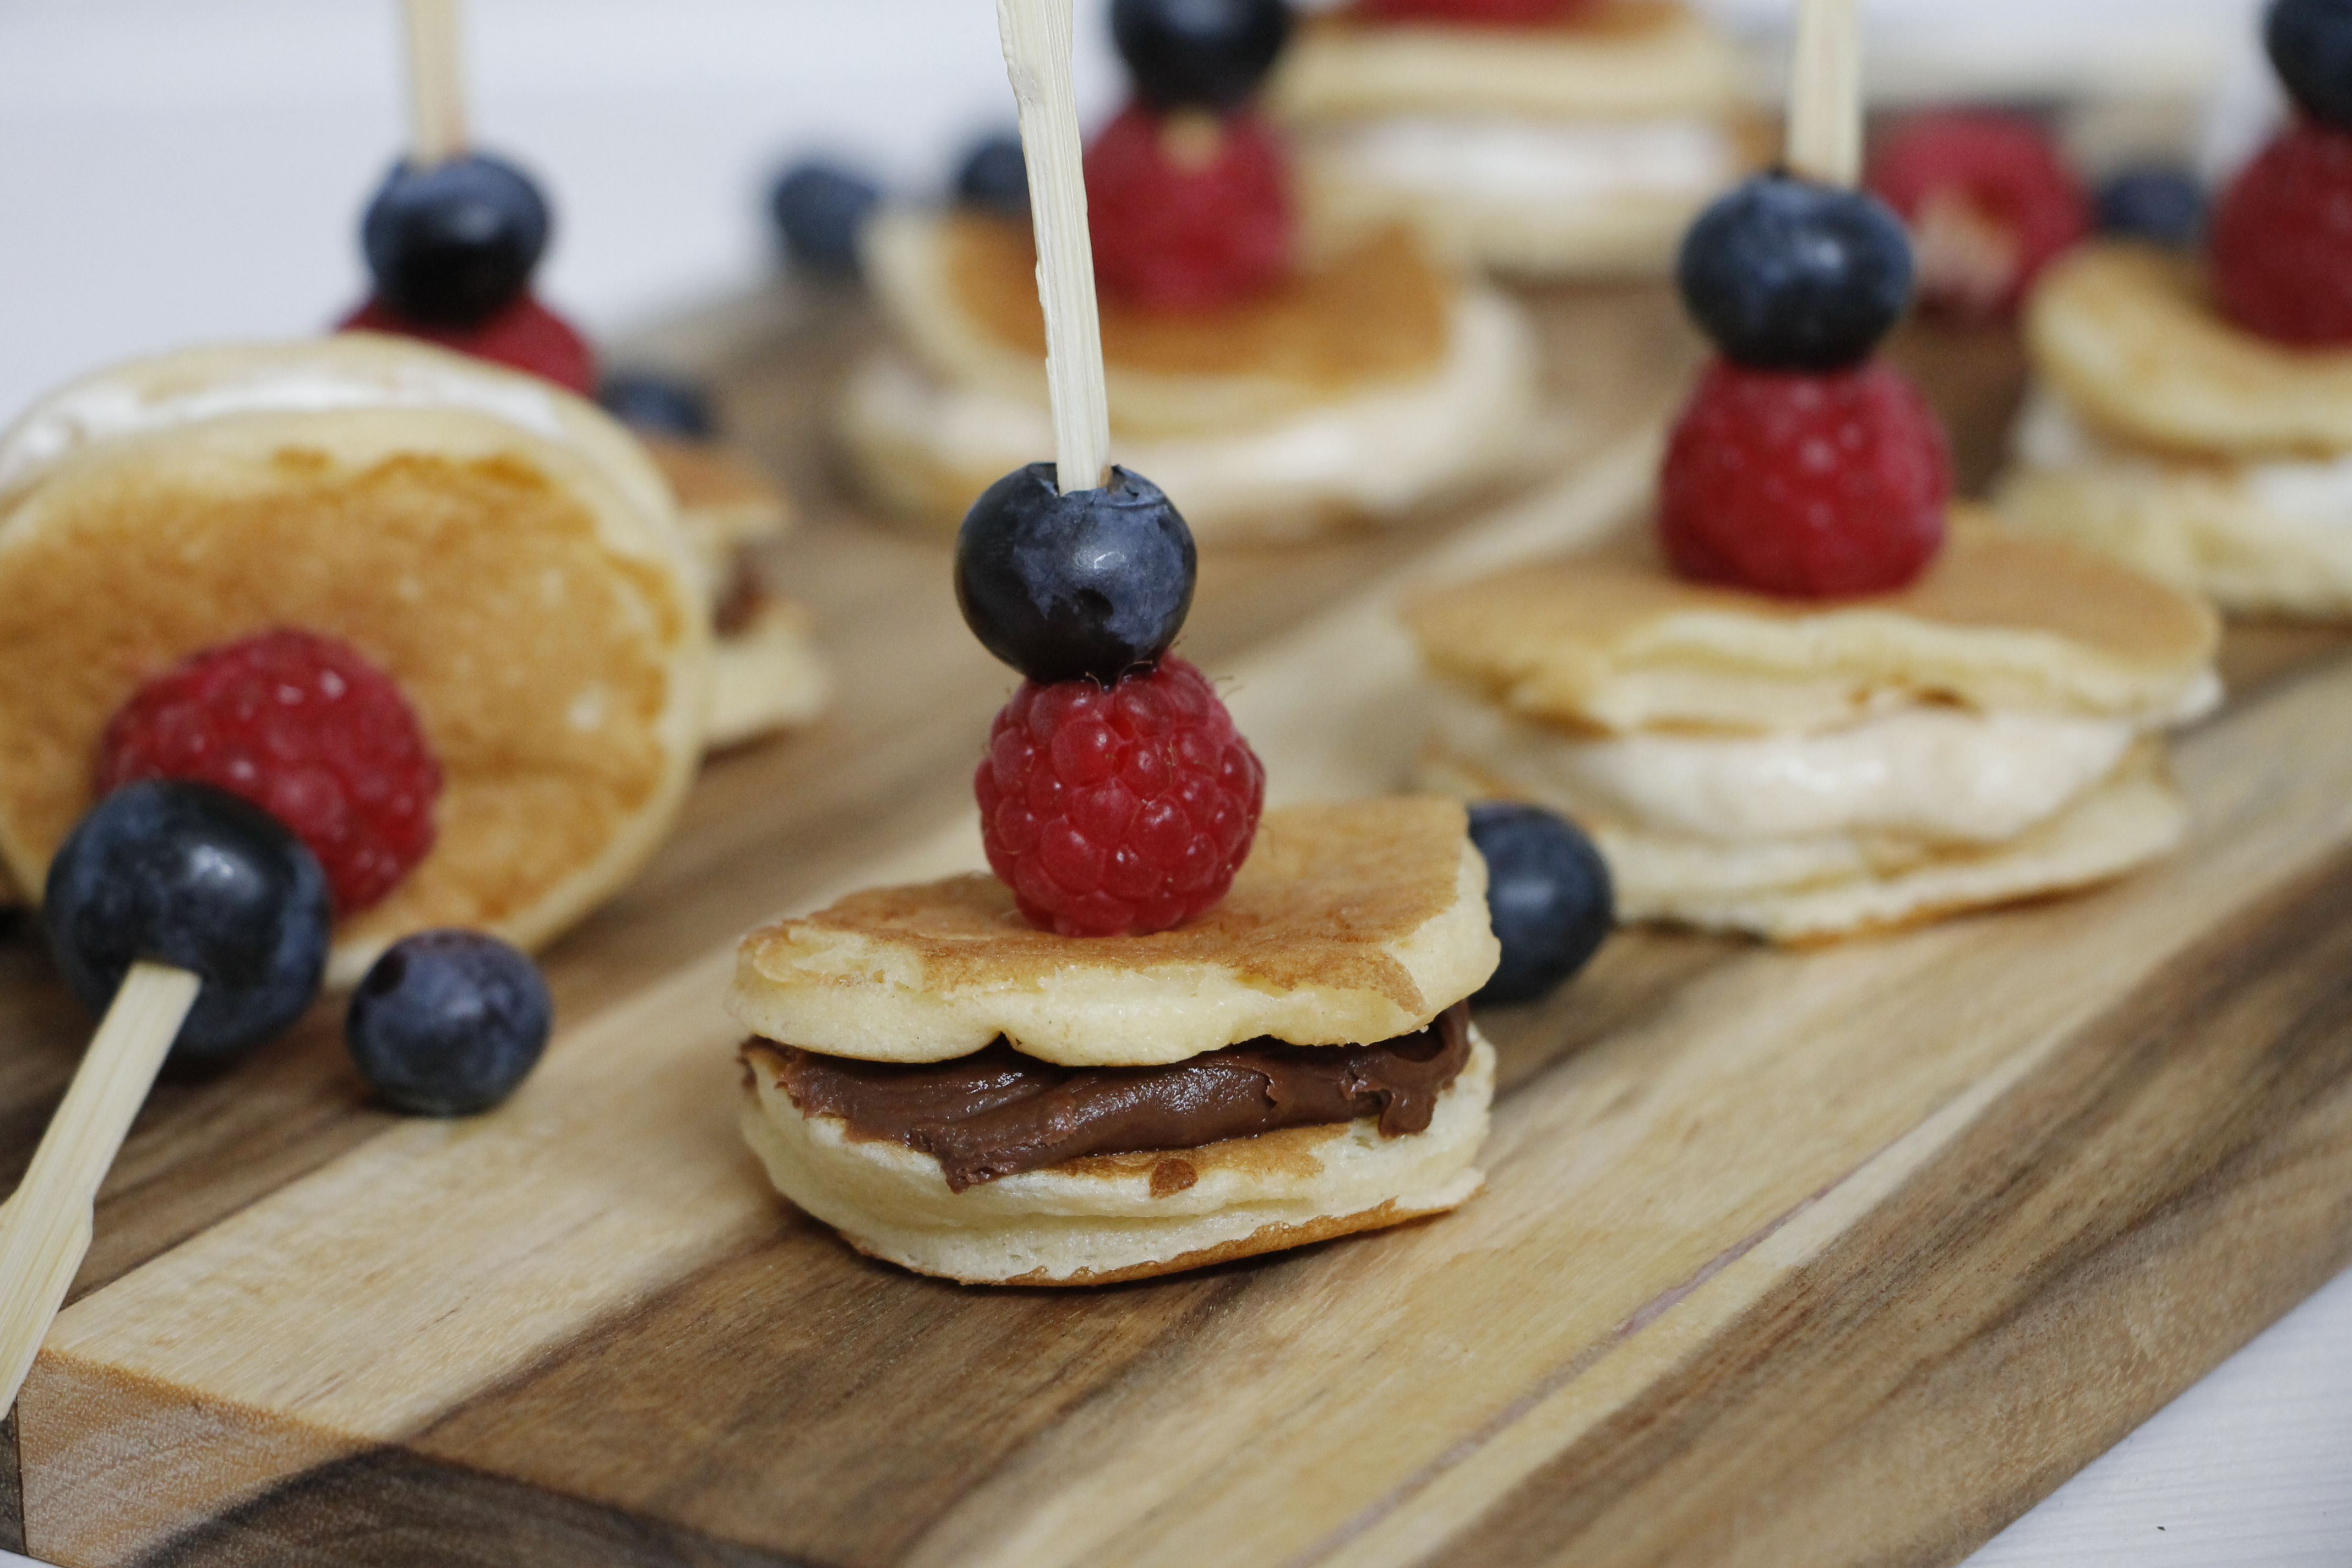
[{"x1": 764, "y1": 1002, "x2": 1471, "y2": 1192}]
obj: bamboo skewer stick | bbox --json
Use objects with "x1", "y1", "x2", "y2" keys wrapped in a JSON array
[
  {"x1": 995, "y1": 0, "x2": 1114, "y2": 494},
  {"x1": 1785, "y1": 0, "x2": 1863, "y2": 187},
  {"x1": 0, "y1": 962, "x2": 200, "y2": 1417},
  {"x1": 403, "y1": 0, "x2": 469, "y2": 167}
]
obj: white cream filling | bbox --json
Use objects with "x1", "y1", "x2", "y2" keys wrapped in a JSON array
[
  {"x1": 1308, "y1": 116, "x2": 1734, "y2": 207},
  {"x1": 1436, "y1": 699, "x2": 2166, "y2": 847},
  {"x1": 2017, "y1": 385, "x2": 2352, "y2": 527},
  {"x1": 846, "y1": 286, "x2": 1537, "y2": 530},
  {"x1": 0, "y1": 355, "x2": 569, "y2": 497}
]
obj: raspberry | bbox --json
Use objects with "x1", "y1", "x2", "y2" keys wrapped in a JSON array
[
  {"x1": 975, "y1": 657, "x2": 1265, "y2": 937},
  {"x1": 1086, "y1": 104, "x2": 1292, "y2": 312},
  {"x1": 341, "y1": 292, "x2": 597, "y2": 396},
  {"x1": 1355, "y1": 0, "x2": 1599, "y2": 23},
  {"x1": 98, "y1": 629, "x2": 443, "y2": 914},
  {"x1": 1659, "y1": 358, "x2": 1950, "y2": 598},
  {"x1": 1865, "y1": 110, "x2": 2089, "y2": 321},
  {"x1": 2210, "y1": 119, "x2": 2352, "y2": 347}
]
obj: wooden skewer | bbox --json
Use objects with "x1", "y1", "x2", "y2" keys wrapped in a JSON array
[
  {"x1": 0, "y1": 962, "x2": 199, "y2": 1417},
  {"x1": 995, "y1": 0, "x2": 1113, "y2": 494},
  {"x1": 1784, "y1": 0, "x2": 1862, "y2": 187},
  {"x1": 403, "y1": 0, "x2": 469, "y2": 167}
]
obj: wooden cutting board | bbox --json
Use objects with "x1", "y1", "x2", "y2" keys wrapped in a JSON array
[{"x1": 3, "y1": 280, "x2": 2349, "y2": 1568}]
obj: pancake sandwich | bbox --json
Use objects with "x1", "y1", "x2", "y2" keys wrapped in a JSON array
[
  {"x1": 733, "y1": 797, "x2": 1499, "y2": 1284},
  {"x1": 1408, "y1": 516, "x2": 2217, "y2": 940},
  {"x1": 1997, "y1": 3, "x2": 2352, "y2": 620},
  {"x1": 1270, "y1": 0, "x2": 1757, "y2": 277},
  {"x1": 0, "y1": 334, "x2": 716, "y2": 982},
  {"x1": 838, "y1": 0, "x2": 1538, "y2": 543}
]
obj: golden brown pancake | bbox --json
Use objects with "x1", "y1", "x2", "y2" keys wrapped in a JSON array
[
  {"x1": 729, "y1": 797, "x2": 1500, "y2": 1066},
  {"x1": 0, "y1": 336, "x2": 711, "y2": 983}
]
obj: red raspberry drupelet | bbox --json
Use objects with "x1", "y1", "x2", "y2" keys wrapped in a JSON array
[
  {"x1": 1086, "y1": 104, "x2": 1293, "y2": 313},
  {"x1": 98, "y1": 629, "x2": 444, "y2": 914},
  {"x1": 342, "y1": 293, "x2": 597, "y2": 396},
  {"x1": 1660, "y1": 357, "x2": 1950, "y2": 598},
  {"x1": 2210, "y1": 119, "x2": 2352, "y2": 347},
  {"x1": 976, "y1": 657, "x2": 1266, "y2": 938}
]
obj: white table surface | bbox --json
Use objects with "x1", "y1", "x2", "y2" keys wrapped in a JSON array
[{"x1": 3, "y1": 3, "x2": 2345, "y2": 1563}]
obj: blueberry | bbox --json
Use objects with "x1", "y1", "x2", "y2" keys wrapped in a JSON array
[
  {"x1": 597, "y1": 369, "x2": 717, "y2": 440},
  {"x1": 44, "y1": 780, "x2": 332, "y2": 1064},
  {"x1": 2269, "y1": 0, "x2": 2352, "y2": 129},
  {"x1": 2095, "y1": 167, "x2": 2206, "y2": 246},
  {"x1": 361, "y1": 153, "x2": 551, "y2": 328},
  {"x1": 1111, "y1": 0, "x2": 1293, "y2": 113},
  {"x1": 767, "y1": 160, "x2": 881, "y2": 276},
  {"x1": 346, "y1": 929, "x2": 552, "y2": 1116},
  {"x1": 1466, "y1": 802, "x2": 1613, "y2": 1007},
  {"x1": 1677, "y1": 173, "x2": 1914, "y2": 371},
  {"x1": 956, "y1": 132, "x2": 1031, "y2": 219},
  {"x1": 956, "y1": 463, "x2": 1196, "y2": 685}
]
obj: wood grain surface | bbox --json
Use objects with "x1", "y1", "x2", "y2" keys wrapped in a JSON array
[{"x1": 3, "y1": 277, "x2": 2348, "y2": 1568}]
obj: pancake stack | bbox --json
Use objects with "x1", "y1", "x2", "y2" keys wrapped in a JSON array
[
  {"x1": 1271, "y1": 0, "x2": 1757, "y2": 277},
  {"x1": 2000, "y1": 244, "x2": 2352, "y2": 619},
  {"x1": 1407, "y1": 515, "x2": 2219, "y2": 941},
  {"x1": 0, "y1": 334, "x2": 717, "y2": 982},
  {"x1": 732, "y1": 798, "x2": 1500, "y2": 1284}
]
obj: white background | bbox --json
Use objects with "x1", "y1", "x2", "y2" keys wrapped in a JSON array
[{"x1": 2, "y1": 3, "x2": 2346, "y2": 1564}]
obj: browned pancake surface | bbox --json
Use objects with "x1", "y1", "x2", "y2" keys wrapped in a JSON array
[{"x1": 945, "y1": 214, "x2": 1450, "y2": 391}]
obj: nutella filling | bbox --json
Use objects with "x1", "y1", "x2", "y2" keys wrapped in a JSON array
[{"x1": 764, "y1": 1002, "x2": 1471, "y2": 1192}]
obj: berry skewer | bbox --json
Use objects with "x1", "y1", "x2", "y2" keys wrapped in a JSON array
[{"x1": 0, "y1": 785, "x2": 334, "y2": 1418}]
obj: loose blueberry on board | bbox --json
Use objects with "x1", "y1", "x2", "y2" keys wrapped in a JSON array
[
  {"x1": 956, "y1": 132, "x2": 1031, "y2": 217},
  {"x1": 1677, "y1": 173, "x2": 1914, "y2": 371},
  {"x1": 1465, "y1": 802, "x2": 1613, "y2": 1006},
  {"x1": 1111, "y1": 0, "x2": 1294, "y2": 113},
  {"x1": 45, "y1": 780, "x2": 333, "y2": 1065},
  {"x1": 2269, "y1": 0, "x2": 2352, "y2": 129},
  {"x1": 767, "y1": 161, "x2": 881, "y2": 275},
  {"x1": 598, "y1": 369, "x2": 718, "y2": 440},
  {"x1": 362, "y1": 154, "x2": 552, "y2": 328},
  {"x1": 956, "y1": 463, "x2": 1198, "y2": 685},
  {"x1": 2096, "y1": 167, "x2": 2206, "y2": 245},
  {"x1": 346, "y1": 929, "x2": 552, "y2": 1116}
]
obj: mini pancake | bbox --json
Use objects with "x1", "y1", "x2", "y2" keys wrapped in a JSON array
[
  {"x1": 739, "y1": 1027, "x2": 1493, "y2": 1286},
  {"x1": 0, "y1": 335, "x2": 711, "y2": 983},
  {"x1": 2000, "y1": 244, "x2": 2352, "y2": 618},
  {"x1": 1404, "y1": 510, "x2": 2219, "y2": 733},
  {"x1": 1270, "y1": 0, "x2": 1755, "y2": 277},
  {"x1": 729, "y1": 797, "x2": 1500, "y2": 1066},
  {"x1": 840, "y1": 210, "x2": 1541, "y2": 540}
]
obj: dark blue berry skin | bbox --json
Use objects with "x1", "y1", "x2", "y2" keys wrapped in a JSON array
[
  {"x1": 1678, "y1": 173, "x2": 1914, "y2": 371},
  {"x1": 956, "y1": 464, "x2": 1196, "y2": 685},
  {"x1": 2095, "y1": 168, "x2": 2206, "y2": 246},
  {"x1": 598, "y1": 370, "x2": 717, "y2": 440},
  {"x1": 2269, "y1": 0, "x2": 2352, "y2": 129},
  {"x1": 45, "y1": 781, "x2": 332, "y2": 1064},
  {"x1": 768, "y1": 161, "x2": 881, "y2": 276},
  {"x1": 956, "y1": 133, "x2": 1031, "y2": 219},
  {"x1": 362, "y1": 154, "x2": 551, "y2": 328},
  {"x1": 346, "y1": 930, "x2": 552, "y2": 1117},
  {"x1": 1112, "y1": 0, "x2": 1293, "y2": 113},
  {"x1": 1466, "y1": 803, "x2": 1613, "y2": 1007}
]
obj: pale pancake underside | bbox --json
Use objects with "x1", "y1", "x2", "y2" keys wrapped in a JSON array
[
  {"x1": 1403, "y1": 511, "x2": 2219, "y2": 734},
  {"x1": 728, "y1": 798, "x2": 1501, "y2": 1066},
  {"x1": 0, "y1": 336, "x2": 712, "y2": 982},
  {"x1": 1423, "y1": 745, "x2": 2184, "y2": 943},
  {"x1": 739, "y1": 1030, "x2": 1494, "y2": 1286}
]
